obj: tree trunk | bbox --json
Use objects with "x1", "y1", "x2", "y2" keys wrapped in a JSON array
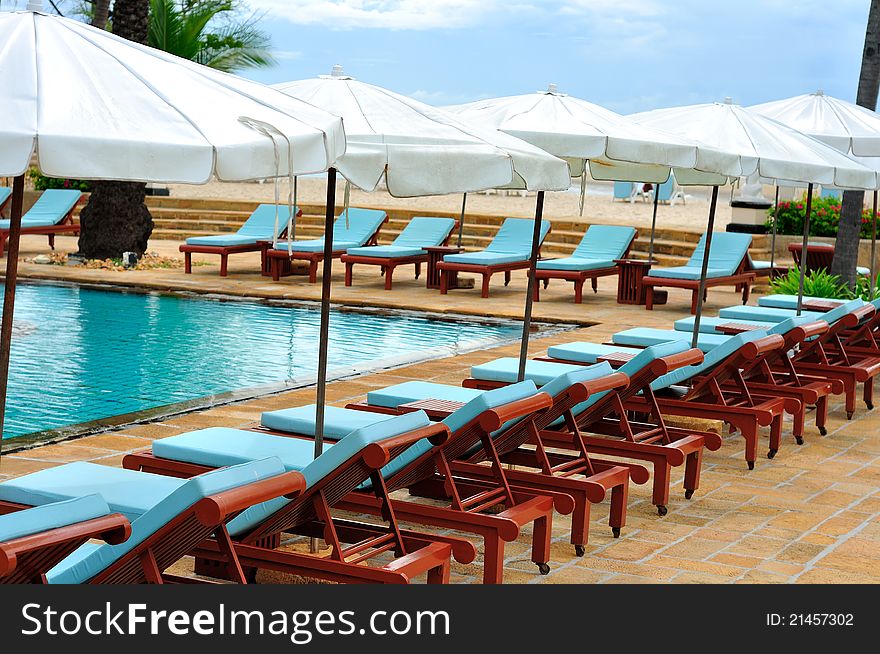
[
  {"x1": 78, "y1": 0, "x2": 154, "y2": 260},
  {"x1": 91, "y1": 0, "x2": 111, "y2": 29},
  {"x1": 831, "y1": 0, "x2": 880, "y2": 287}
]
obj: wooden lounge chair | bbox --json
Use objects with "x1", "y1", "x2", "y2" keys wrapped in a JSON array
[
  {"x1": 458, "y1": 343, "x2": 721, "y2": 515},
  {"x1": 234, "y1": 382, "x2": 559, "y2": 583},
  {"x1": 124, "y1": 412, "x2": 473, "y2": 584},
  {"x1": 718, "y1": 299, "x2": 880, "y2": 418},
  {"x1": 264, "y1": 208, "x2": 388, "y2": 282},
  {"x1": 642, "y1": 232, "x2": 756, "y2": 313},
  {"x1": 0, "y1": 458, "x2": 302, "y2": 583},
  {"x1": 0, "y1": 189, "x2": 82, "y2": 257},
  {"x1": 344, "y1": 364, "x2": 640, "y2": 551},
  {"x1": 533, "y1": 225, "x2": 638, "y2": 303},
  {"x1": 787, "y1": 241, "x2": 871, "y2": 277},
  {"x1": 543, "y1": 332, "x2": 790, "y2": 469},
  {"x1": 0, "y1": 187, "x2": 11, "y2": 217},
  {"x1": 0, "y1": 495, "x2": 130, "y2": 584},
  {"x1": 613, "y1": 181, "x2": 636, "y2": 203},
  {"x1": 437, "y1": 217, "x2": 551, "y2": 298},
  {"x1": 179, "y1": 204, "x2": 301, "y2": 277},
  {"x1": 341, "y1": 216, "x2": 457, "y2": 290}
]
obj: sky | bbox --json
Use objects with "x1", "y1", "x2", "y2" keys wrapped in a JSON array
[{"x1": 6, "y1": 0, "x2": 875, "y2": 113}]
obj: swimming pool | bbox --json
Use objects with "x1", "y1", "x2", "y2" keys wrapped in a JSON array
[{"x1": 2, "y1": 283, "x2": 524, "y2": 441}]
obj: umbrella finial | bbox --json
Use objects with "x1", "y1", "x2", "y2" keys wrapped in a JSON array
[
  {"x1": 723, "y1": 96, "x2": 733, "y2": 104},
  {"x1": 815, "y1": 89, "x2": 825, "y2": 96},
  {"x1": 547, "y1": 83, "x2": 558, "y2": 94},
  {"x1": 331, "y1": 64, "x2": 344, "y2": 77},
  {"x1": 27, "y1": 0, "x2": 44, "y2": 11}
]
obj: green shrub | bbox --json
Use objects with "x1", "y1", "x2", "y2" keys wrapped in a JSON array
[
  {"x1": 766, "y1": 193, "x2": 878, "y2": 239},
  {"x1": 27, "y1": 167, "x2": 91, "y2": 193},
  {"x1": 769, "y1": 266, "x2": 852, "y2": 299},
  {"x1": 854, "y1": 272, "x2": 880, "y2": 301}
]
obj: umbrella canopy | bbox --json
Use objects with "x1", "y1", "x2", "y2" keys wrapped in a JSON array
[
  {"x1": 0, "y1": 11, "x2": 346, "y2": 182},
  {"x1": 751, "y1": 90, "x2": 880, "y2": 157},
  {"x1": 630, "y1": 99, "x2": 877, "y2": 190},
  {"x1": 447, "y1": 84, "x2": 743, "y2": 184},
  {"x1": 273, "y1": 66, "x2": 571, "y2": 196}
]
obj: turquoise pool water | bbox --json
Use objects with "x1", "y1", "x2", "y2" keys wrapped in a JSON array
[{"x1": 2, "y1": 283, "x2": 523, "y2": 440}]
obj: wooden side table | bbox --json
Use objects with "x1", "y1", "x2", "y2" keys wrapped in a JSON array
[
  {"x1": 596, "y1": 351, "x2": 637, "y2": 368},
  {"x1": 425, "y1": 246, "x2": 463, "y2": 289},
  {"x1": 615, "y1": 259, "x2": 664, "y2": 305},
  {"x1": 258, "y1": 241, "x2": 294, "y2": 278},
  {"x1": 715, "y1": 321, "x2": 762, "y2": 335}
]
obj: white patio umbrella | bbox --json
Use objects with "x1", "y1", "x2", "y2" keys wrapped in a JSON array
[
  {"x1": 631, "y1": 99, "x2": 876, "y2": 339},
  {"x1": 275, "y1": 67, "x2": 571, "y2": 400},
  {"x1": 751, "y1": 90, "x2": 880, "y2": 295},
  {"x1": 0, "y1": 8, "x2": 346, "y2": 457}
]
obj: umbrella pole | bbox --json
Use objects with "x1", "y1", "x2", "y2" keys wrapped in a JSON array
[
  {"x1": 648, "y1": 183, "x2": 660, "y2": 262},
  {"x1": 517, "y1": 191, "x2": 545, "y2": 382},
  {"x1": 770, "y1": 186, "x2": 779, "y2": 272},
  {"x1": 796, "y1": 183, "x2": 814, "y2": 316},
  {"x1": 871, "y1": 190, "x2": 878, "y2": 299},
  {"x1": 457, "y1": 193, "x2": 467, "y2": 247},
  {"x1": 691, "y1": 185, "x2": 719, "y2": 348},
  {"x1": 314, "y1": 167, "x2": 337, "y2": 459},
  {"x1": 578, "y1": 171, "x2": 587, "y2": 217},
  {"x1": 0, "y1": 175, "x2": 25, "y2": 461}
]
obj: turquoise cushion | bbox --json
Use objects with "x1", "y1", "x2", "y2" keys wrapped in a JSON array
[
  {"x1": 674, "y1": 316, "x2": 773, "y2": 334},
  {"x1": 0, "y1": 187, "x2": 11, "y2": 206},
  {"x1": 442, "y1": 251, "x2": 531, "y2": 266},
  {"x1": 185, "y1": 234, "x2": 265, "y2": 246},
  {"x1": 758, "y1": 294, "x2": 846, "y2": 310},
  {"x1": 535, "y1": 361, "x2": 616, "y2": 419},
  {"x1": 647, "y1": 265, "x2": 731, "y2": 280},
  {"x1": 536, "y1": 257, "x2": 615, "y2": 271},
  {"x1": 345, "y1": 245, "x2": 426, "y2": 258},
  {"x1": 0, "y1": 495, "x2": 112, "y2": 543},
  {"x1": 238, "y1": 204, "x2": 298, "y2": 238},
  {"x1": 261, "y1": 404, "x2": 397, "y2": 437},
  {"x1": 332, "y1": 208, "x2": 388, "y2": 246},
  {"x1": 546, "y1": 342, "x2": 641, "y2": 363},
  {"x1": 487, "y1": 218, "x2": 551, "y2": 254},
  {"x1": 571, "y1": 225, "x2": 637, "y2": 261},
  {"x1": 651, "y1": 330, "x2": 768, "y2": 390},
  {"x1": 470, "y1": 357, "x2": 587, "y2": 386},
  {"x1": 273, "y1": 238, "x2": 360, "y2": 253},
  {"x1": 442, "y1": 380, "x2": 538, "y2": 435},
  {"x1": 367, "y1": 381, "x2": 483, "y2": 408},
  {"x1": 8, "y1": 458, "x2": 287, "y2": 584},
  {"x1": 392, "y1": 217, "x2": 456, "y2": 249},
  {"x1": 857, "y1": 266, "x2": 870, "y2": 276},
  {"x1": 749, "y1": 259, "x2": 772, "y2": 270},
  {"x1": 718, "y1": 305, "x2": 821, "y2": 323},
  {"x1": 613, "y1": 327, "x2": 729, "y2": 352},
  {"x1": 1, "y1": 189, "x2": 81, "y2": 229}
]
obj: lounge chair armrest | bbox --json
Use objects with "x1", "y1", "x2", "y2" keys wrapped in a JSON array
[
  {"x1": 478, "y1": 392, "x2": 554, "y2": 432},
  {"x1": 794, "y1": 321, "x2": 829, "y2": 341},
  {"x1": 580, "y1": 372, "x2": 630, "y2": 396},
  {"x1": 193, "y1": 471, "x2": 306, "y2": 526},
  {"x1": 361, "y1": 423, "x2": 451, "y2": 470},
  {"x1": 650, "y1": 348, "x2": 704, "y2": 375},
  {"x1": 852, "y1": 304, "x2": 876, "y2": 324},
  {"x1": 745, "y1": 334, "x2": 786, "y2": 357}
]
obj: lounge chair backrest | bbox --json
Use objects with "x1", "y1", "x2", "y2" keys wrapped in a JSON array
[
  {"x1": 24, "y1": 189, "x2": 81, "y2": 225},
  {"x1": 47, "y1": 458, "x2": 287, "y2": 584},
  {"x1": 613, "y1": 182, "x2": 633, "y2": 199},
  {"x1": 332, "y1": 208, "x2": 388, "y2": 246},
  {"x1": 686, "y1": 232, "x2": 752, "y2": 276},
  {"x1": 238, "y1": 204, "x2": 298, "y2": 239},
  {"x1": 767, "y1": 315, "x2": 816, "y2": 336},
  {"x1": 0, "y1": 495, "x2": 110, "y2": 543},
  {"x1": 486, "y1": 218, "x2": 551, "y2": 255},
  {"x1": 655, "y1": 177, "x2": 675, "y2": 202},
  {"x1": 651, "y1": 330, "x2": 768, "y2": 390},
  {"x1": 393, "y1": 217, "x2": 456, "y2": 248},
  {"x1": 0, "y1": 187, "x2": 11, "y2": 206},
  {"x1": 540, "y1": 361, "x2": 615, "y2": 417},
  {"x1": 571, "y1": 225, "x2": 637, "y2": 260},
  {"x1": 820, "y1": 298, "x2": 866, "y2": 325},
  {"x1": 443, "y1": 380, "x2": 539, "y2": 435}
]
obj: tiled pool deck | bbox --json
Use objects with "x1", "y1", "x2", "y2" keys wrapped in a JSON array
[{"x1": 2, "y1": 234, "x2": 879, "y2": 584}]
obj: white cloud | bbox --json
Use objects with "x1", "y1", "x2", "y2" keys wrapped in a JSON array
[
  {"x1": 557, "y1": 0, "x2": 661, "y2": 18},
  {"x1": 274, "y1": 50, "x2": 303, "y2": 60},
  {"x1": 249, "y1": 0, "x2": 511, "y2": 30}
]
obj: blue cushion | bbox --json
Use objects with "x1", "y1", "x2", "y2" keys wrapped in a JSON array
[
  {"x1": 758, "y1": 294, "x2": 846, "y2": 310},
  {"x1": 718, "y1": 305, "x2": 822, "y2": 323},
  {"x1": 651, "y1": 330, "x2": 768, "y2": 390},
  {"x1": 0, "y1": 189, "x2": 81, "y2": 229},
  {"x1": 274, "y1": 238, "x2": 360, "y2": 253},
  {"x1": 392, "y1": 217, "x2": 456, "y2": 249},
  {"x1": 470, "y1": 357, "x2": 588, "y2": 386},
  {"x1": 185, "y1": 234, "x2": 266, "y2": 247},
  {"x1": 345, "y1": 245, "x2": 426, "y2": 258},
  {"x1": 4, "y1": 458, "x2": 288, "y2": 584},
  {"x1": 571, "y1": 225, "x2": 637, "y2": 261},
  {"x1": 442, "y1": 251, "x2": 531, "y2": 266},
  {"x1": 261, "y1": 404, "x2": 397, "y2": 437},
  {"x1": 238, "y1": 204, "x2": 299, "y2": 238},
  {"x1": 748, "y1": 259, "x2": 772, "y2": 270},
  {"x1": 536, "y1": 257, "x2": 615, "y2": 271},
  {"x1": 442, "y1": 380, "x2": 538, "y2": 435},
  {"x1": 649, "y1": 232, "x2": 751, "y2": 278},
  {"x1": 0, "y1": 495, "x2": 112, "y2": 543},
  {"x1": 269, "y1": 208, "x2": 386, "y2": 252},
  {"x1": 487, "y1": 218, "x2": 551, "y2": 254},
  {"x1": 612, "y1": 327, "x2": 729, "y2": 353},
  {"x1": 674, "y1": 316, "x2": 773, "y2": 334},
  {"x1": 0, "y1": 187, "x2": 10, "y2": 206},
  {"x1": 857, "y1": 266, "x2": 870, "y2": 276},
  {"x1": 546, "y1": 342, "x2": 642, "y2": 363},
  {"x1": 647, "y1": 265, "x2": 732, "y2": 280},
  {"x1": 367, "y1": 381, "x2": 483, "y2": 408}
]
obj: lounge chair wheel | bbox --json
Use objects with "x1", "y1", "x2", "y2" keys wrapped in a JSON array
[
  {"x1": 819, "y1": 427, "x2": 827, "y2": 436},
  {"x1": 867, "y1": 402, "x2": 874, "y2": 410},
  {"x1": 767, "y1": 449, "x2": 777, "y2": 459},
  {"x1": 847, "y1": 411, "x2": 854, "y2": 420},
  {"x1": 537, "y1": 562, "x2": 551, "y2": 575},
  {"x1": 657, "y1": 504, "x2": 668, "y2": 517},
  {"x1": 684, "y1": 490, "x2": 694, "y2": 500},
  {"x1": 747, "y1": 461, "x2": 755, "y2": 470},
  {"x1": 795, "y1": 436, "x2": 804, "y2": 445},
  {"x1": 574, "y1": 545, "x2": 585, "y2": 557},
  {"x1": 612, "y1": 527, "x2": 621, "y2": 538}
]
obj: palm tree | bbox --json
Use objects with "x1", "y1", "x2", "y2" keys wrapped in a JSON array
[
  {"x1": 149, "y1": 0, "x2": 274, "y2": 72},
  {"x1": 831, "y1": 0, "x2": 880, "y2": 287}
]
